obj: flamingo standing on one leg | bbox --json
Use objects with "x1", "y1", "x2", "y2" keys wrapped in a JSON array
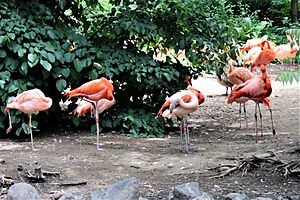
[
  {"x1": 64, "y1": 77, "x2": 114, "y2": 150},
  {"x1": 157, "y1": 86, "x2": 205, "y2": 154},
  {"x1": 227, "y1": 58, "x2": 255, "y2": 128},
  {"x1": 5, "y1": 89, "x2": 52, "y2": 151},
  {"x1": 227, "y1": 65, "x2": 275, "y2": 143}
]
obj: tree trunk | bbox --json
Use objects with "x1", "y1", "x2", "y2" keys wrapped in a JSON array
[{"x1": 291, "y1": 0, "x2": 298, "y2": 22}]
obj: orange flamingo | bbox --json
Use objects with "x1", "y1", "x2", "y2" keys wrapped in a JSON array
[
  {"x1": 242, "y1": 46, "x2": 262, "y2": 67},
  {"x1": 157, "y1": 86, "x2": 205, "y2": 154},
  {"x1": 227, "y1": 59, "x2": 255, "y2": 128},
  {"x1": 239, "y1": 36, "x2": 275, "y2": 58},
  {"x1": 273, "y1": 35, "x2": 299, "y2": 61},
  {"x1": 64, "y1": 77, "x2": 114, "y2": 150},
  {"x1": 5, "y1": 89, "x2": 52, "y2": 151},
  {"x1": 228, "y1": 65, "x2": 275, "y2": 143},
  {"x1": 250, "y1": 40, "x2": 276, "y2": 72}
]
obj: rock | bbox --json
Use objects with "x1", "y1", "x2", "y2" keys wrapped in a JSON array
[
  {"x1": 169, "y1": 182, "x2": 202, "y2": 200},
  {"x1": 91, "y1": 177, "x2": 138, "y2": 200},
  {"x1": 251, "y1": 197, "x2": 273, "y2": 200},
  {"x1": 6, "y1": 183, "x2": 39, "y2": 200},
  {"x1": 138, "y1": 197, "x2": 149, "y2": 200},
  {"x1": 58, "y1": 192, "x2": 80, "y2": 200},
  {"x1": 290, "y1": 196, "x2": 300, "y2": 200},
  {"x1": 225, "y1": 193, "x2": 250, "y2": 200},
  {"x1": 192, "y1": 192, "x2": 215, "y2": 200},
  {"x1": 276, "y1": 196, "x2": 293, "y2": 200}
]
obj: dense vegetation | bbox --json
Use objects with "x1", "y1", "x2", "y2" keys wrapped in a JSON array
[{"x1": 0, "y1": 0, "x2": 299, "y2": 137}]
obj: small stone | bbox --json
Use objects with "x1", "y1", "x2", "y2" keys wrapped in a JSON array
[{"x1": 17, "y1": 164, "x2": 23, "y2": 171}]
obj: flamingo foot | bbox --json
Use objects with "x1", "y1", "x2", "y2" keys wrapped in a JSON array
[
  {"x1": 256, "y1": 136, "x2": 264, "y2": 144},
  {"x1": 96, "y1": 146, "x2": 105, "y2": 151},
  {"x1": 95, "y1": 143, "x2": 105, "y2": 151},
  {"x1": 6, "y1": 127, "x2": 12, "y2": 134},
  {"x1": 240, "y1": 125, "x2": 249, "y2": 129}
]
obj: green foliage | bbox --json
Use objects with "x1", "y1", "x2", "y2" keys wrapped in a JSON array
[
  {"x1": 1, "y1": 0, "x2": 297, "y2": 138},
  {"x1": 102, "y1": 108, "x2": 165, "y2": 138},
  {"x1": 276, "y1": 68, "x2": 300, "y2": 84},
  {"x1": 0, "y1": 1, "x2": 97, "y2": 135}
]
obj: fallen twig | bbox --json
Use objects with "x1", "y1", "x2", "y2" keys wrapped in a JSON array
[
  {"x1": 0, "y1": 176, "x2": 14, "y2": 186},
  {"x1": 208, "y1": 151, "x2": 300, "y2": 179},
  {"x1": 50, "y1": 181, "x2": 87, "y2": 187}
]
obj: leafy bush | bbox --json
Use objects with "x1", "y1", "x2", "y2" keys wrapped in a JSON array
[
  {"x1": 0, "y1": 1, "x2": 97, "y2": 135},
  {"x1": 2, "y1": 0, "x2": 295, "y2": 138}
]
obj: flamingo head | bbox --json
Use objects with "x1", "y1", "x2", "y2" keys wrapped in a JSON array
[{"x1": 187, "y1": 86, "x2": 205, "y2": 105}]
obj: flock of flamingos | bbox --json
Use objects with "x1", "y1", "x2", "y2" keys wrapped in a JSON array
[{"x1": 4, "y1": 35, "x2": 299, "y2": 154}]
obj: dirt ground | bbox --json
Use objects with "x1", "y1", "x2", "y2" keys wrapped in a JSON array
[{"x1": 0, "y1": 64, "x2": 299, "y2": 199}]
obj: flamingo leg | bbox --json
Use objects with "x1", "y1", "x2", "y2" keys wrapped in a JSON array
[
  {"x1": 186, "y1": 120, "x2": 190, "y2": 145},
  {"x1": 268, "y1": 107, "x2": 276, "y2": 135},
  {"x1": 95, "y1": 106, "x2": 102, "y2": 150},
  {"x1": 6, "y1": 110, "x2": 12, "y2": 133},
  {"x1": 243, "y1": 103, "x2": 248, "y2": 128},
  {"x1": 254, "y1": 103, "x2": 259, "y2": 143},
  {"x1": 179, "y1": 119, "x2": 184, "y2": 153},
  {"x1": 183, "y1": 117, "x2": 188, "y2": 154},
  {"x1": 257, "y1": 103, "x2": 263, "y2": 137},
  {"x1": 28, "y1": 114, "x2": 36, "y2": 151},
  {"x1": 239, "y1": 103, "x2": 242, "y2": 129},
  {"x1": 83, "y1": 98, "x2": 104, "y2": 151}
]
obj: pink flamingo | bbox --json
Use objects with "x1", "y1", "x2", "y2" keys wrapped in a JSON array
[
  {"x1": 5, "y1": 89, "x2": 52, "y2": 151},
  {"x1": 157, "y1": 86, "x2": 205, "y2": 153}
]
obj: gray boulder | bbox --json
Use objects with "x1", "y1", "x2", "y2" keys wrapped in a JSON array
[
  {"x1": 6, "y1": 183, "x2": 39, "y2": 200},
  {"x1": 225, "y1": 193, "x2": 250, "y2": 200},
  {"x1": 91, "y1": 177, "x2": 138, "y2": 200},
  {"x1": 169, "y1": 182, "x2": 202, "y2": 200},
  {"x1": 58, "y1": 192, "x2": 80, "y2": 200}
]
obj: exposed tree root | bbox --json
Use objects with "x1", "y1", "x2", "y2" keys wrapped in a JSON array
[{"x1": 208, "y1": 150, "x2": 300, "y2": 179}]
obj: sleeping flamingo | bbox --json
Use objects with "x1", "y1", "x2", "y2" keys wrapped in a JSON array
[
  {"x1": 228, "y1": 65, "x2": 275, "y2": 143},
  {"x1": 5, "y1": 89, "x2": 52, "y2": 151},
  {"x1": 157, "y1": 86, "x2": 205, "y2": 154},
  {"x1": 64, "y1": 77, "x2": 114, "y2": 150},
  {"x1": 73, "y1": 97, "x2": 115, "y2": 117},
  {"x1": 227, "y1": 59, "x2": 255, "y2": 128}
]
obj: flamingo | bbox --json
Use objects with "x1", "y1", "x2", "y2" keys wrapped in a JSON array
[
  {"x1": 73, "y1": 97, "x2": 115, "y2": 117},
  {"x1": 64, "y1": 77, "x2": 114, "y2": 150},
  {"x1": 239, "y1": 36, "x2": 275, "y2": 58},
  {"x1": 250, "y1": 40, "x2": 276, "y2": 72},
  {"x1": 157, "y1": 86, "x2": 205, "y2": 154},
  {"x1": 273, "y1": 35, "x2": 299, "y2": 62},
  {"x1": 227, "y1": 59, "x2": 255, "y2": 128},
  {"x1": 227, "y1": 65, "x2": 275, "y2": 143},
  {"x1": 5, "y1": 89, "x2": 52, "y2": 151},
  {"x1": 242, "y1": 46, "x2": 262, "y2": 67},
  {"x1": 216, "y1": 63, "x2": 234, "y2": 96}
]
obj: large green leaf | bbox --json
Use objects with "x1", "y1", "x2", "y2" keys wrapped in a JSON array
[
  {"x1": 56, "y1": 79, "x2": 67, "y2": 91},
  {"x1": 17, "y1": 48, "x2": 26, "y2": 57},
  {"x1": 73, "y1": 59, "x2": 87, "y2": 72},
  {"x1": 20, "y1": 62, "x2": 28, "y2": 75},
  {"x1": 0, "y1": 49, "x2": 6, "y2": 58},
  {"x1": 40, "y1": 59, "x2": 52, "y2": 71},
  {"x1": 27, "y1": 53, "x2": 39, "y2": 67}
]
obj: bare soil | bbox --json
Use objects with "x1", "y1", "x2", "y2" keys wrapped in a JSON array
[{"x1": 0, "y1": 64, "x2": 299, "y2": 199}]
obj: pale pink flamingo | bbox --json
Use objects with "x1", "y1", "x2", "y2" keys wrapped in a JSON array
[
  {"x1": 157, "y1": 86, "x2": 205, "y2": 153},
  {"x1": 5, "y1": 89, "x2": 52, "y2": 151}
]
